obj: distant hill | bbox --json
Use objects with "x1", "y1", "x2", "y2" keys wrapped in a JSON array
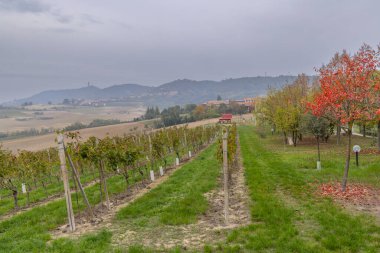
[{"x1": 6, "y1": 76, "x2": 307, "y2": 107}]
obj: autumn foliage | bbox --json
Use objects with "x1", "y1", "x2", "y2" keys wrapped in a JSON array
[
  {"x1": 308, "y1": 44, "x2": 380, "y2": 124},
  {"x1": 308, "y1": 44, "x2": 380, "y2": 191}
]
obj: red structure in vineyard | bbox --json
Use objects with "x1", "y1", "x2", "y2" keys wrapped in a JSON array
[{"x1": 219, "y1": 114, "x2": 233, "y2": 124}]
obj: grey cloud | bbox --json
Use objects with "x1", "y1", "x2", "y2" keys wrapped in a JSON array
[
  {"x1": 50, "y1": 10, "x2": 73, "y2": 24},
  {"x1": 81, "y1": 14, "x2": 103, "y2": 25},
  {"x1": 45, "y1": 27, "x2": 76, "y2": 33},
  {"x1": 0, "y1": 0, "x2": 380, "y2": 103},
  {"x1": 0, "y1": 0, "x2": 50, "y2": 13},
  {"x1": 0, "y1": 0, "x2": 73, "y2": 24}
]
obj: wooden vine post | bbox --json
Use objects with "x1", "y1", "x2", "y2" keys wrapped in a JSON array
[
  {"x1": 222, "y1": 131, "x2": 229, "y2": 224},
  {"x1": 65, "y1": 150, "x2": 95, "y2": 219},
  {"x1": 57, "y1": 134, "x2": 76, "y2": 232}
]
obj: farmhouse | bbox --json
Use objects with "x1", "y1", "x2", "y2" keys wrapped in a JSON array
[{"x1": 219, "y1": 113, "x2": 233, "y2": 124}]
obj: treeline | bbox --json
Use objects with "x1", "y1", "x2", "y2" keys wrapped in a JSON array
[
  {"x1": 257, "y1": 74, "x2": 333, "y2": 146},
  {"x1": 0, "y1": 119, "x2": 123, "y2": 141},
  {"x1": 257, "y1": 43, "x2": 380, "y2": 192},
  {"x1": 63, "y1": 119, "x2": 122, "y2": 131},
  {"x1": 0, "y1": 128, "x2": 54, "y2": 141},
  {"x1": 141, "y1": 102, "x2": 249, "y2": 128}
]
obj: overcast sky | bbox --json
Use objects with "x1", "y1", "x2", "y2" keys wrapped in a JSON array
[{"x1": 0, "y1": 0, "x2": 379, "y2": 102}]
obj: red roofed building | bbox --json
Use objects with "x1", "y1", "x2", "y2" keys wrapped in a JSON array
[{"x1": 219, "y1": 114, "x2": 233, "y2": 124}]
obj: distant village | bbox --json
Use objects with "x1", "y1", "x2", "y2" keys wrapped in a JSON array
[{"x1": 203, "y1": 97, "x2": 257, "y2": 112}]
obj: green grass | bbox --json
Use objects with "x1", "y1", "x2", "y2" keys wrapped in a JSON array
[
  {"x1": 0, "y1": 173, "x2": 128, "y2": 252},
  {"x1": 116, "y1": 143, "x2": 219, "y2": 226},
  {"x1": 216, "y1": 125, "x2": 380, "y2": 252},
  {"x1": 2, "y1": 125, "x2": 380, "y2": 252},
  {"x1": 0, "y1": 171, "x2": 98, "y2": 217},
  {"x1": 0, "y1": 144, "x2": 215, "y2": 252},
  {"x1": 0, "y1": 149, "x2": 185, "y2": 218}
]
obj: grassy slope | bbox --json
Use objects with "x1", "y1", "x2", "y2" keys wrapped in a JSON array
[
  {"x1": 0, "y1": 172, "x2": 131, "y2": 253},
  {"x1": 0, "y1": 143, "x2": 218, "y2": 253},
  {"x1": 219, "y1": 125, "x2": 380, "y2": 252},
  {"x1": 51, "y1": 143, "x2": 220, "y2": 253},
  {"x1": 116, "y1": 143, "x2": 219, "y2": 226}
]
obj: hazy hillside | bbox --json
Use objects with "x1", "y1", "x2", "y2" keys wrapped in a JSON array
[{"x1": 7, "y1": 76, "x2": 304, "y2": 107}]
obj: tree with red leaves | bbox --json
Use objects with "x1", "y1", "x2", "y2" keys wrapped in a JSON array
[{"x1": 308, "y1": 44, "x2": 380, "y2": 192}]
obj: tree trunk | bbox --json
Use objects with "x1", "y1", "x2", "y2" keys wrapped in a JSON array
[
  {"x1": 98, "y1": 163, "x2": 103, "y2": 203},
  {"x1": 341, "y1": 124, "x2": 352, "y2": 192},
  {"x1": 12, "y1": 190, "x2": 19, "y2": 209},
  {"x1": 317, "y1": 136, "x2": 321, "y2": 162},
  {"x1": 26, "y1": 184, "x2": 31, "y2": 206},
  {"x1": 363, "y1": 124, "x2": 366, "y2": 137},
  {"x1": 41, "y1": 181, "x2": 48, "y2": 198},
  {"x1": 71, "y1": 170, "x2": 80, "y2": 216},
  {"x1": 337, "y1": 124, "x2": 341, "y2": 145},
  {"x1": 100, "y1": 160, "x2": 110, "y2": 210},
  {"x1": 283, "y1": 132, "x2": 287, "y2": 145},
  {"x1": 377, "y1": 120, "x2": 380, "y2": 151},
  {"x1": 124, "y1": 173, "x2": 130, "y2": 191}
]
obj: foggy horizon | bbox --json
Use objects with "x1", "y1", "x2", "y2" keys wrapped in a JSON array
[{"x1": 1, "y1": 0, "x2": 380, "y2": 102}]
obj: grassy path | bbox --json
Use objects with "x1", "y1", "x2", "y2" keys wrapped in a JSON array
[
  {"x1": 116, "y1": 143, "x2": 219, "y2": 227},
  {"x1": 219, "y1": 125, "x2": 380, "y2": 252}
]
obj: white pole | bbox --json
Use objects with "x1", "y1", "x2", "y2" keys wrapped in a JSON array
[{"x1": 150, "y1": 170, "x2": 155, "y2": 181}]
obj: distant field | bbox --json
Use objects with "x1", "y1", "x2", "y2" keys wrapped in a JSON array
[
  {"x1": 0, "y1": 104, "x2": 145, "y2": 133},
  {"x1": 1, "y1": 114, "x2": 252, "y2": 152},
  {"x1": 1, "y1": 114, "x2": 252, "y2": 153}
]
